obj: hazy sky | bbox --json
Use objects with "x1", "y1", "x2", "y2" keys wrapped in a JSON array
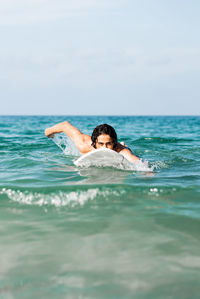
[{"x1": 0, "y1": 0, "x2": 200, "y2": 115}]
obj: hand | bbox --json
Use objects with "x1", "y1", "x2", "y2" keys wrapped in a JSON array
[
  {"x1": 48, "y1": 134, "x2": 55, "y2": 138},
  {"x1": 45, "y1": 128, "x2": 54, "y2": 138}
]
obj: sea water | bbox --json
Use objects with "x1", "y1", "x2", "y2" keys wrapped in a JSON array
[{"x1": 0, "y1": 115, "x2": 200, "y2": 299}]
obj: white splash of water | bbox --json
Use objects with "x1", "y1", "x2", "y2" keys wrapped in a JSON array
[
  {"x1": 52, "y1": 133, "x2": 80, "y2": 156},
  {"x1": 151, "y1": 161, "x2": 168, "y2": 170},
  {"x1": 123, "y1": 159, "x2": 153, "y2": 172},
  {"x1": 76, "y1": 158, "x2": 153, "y2": 172}
]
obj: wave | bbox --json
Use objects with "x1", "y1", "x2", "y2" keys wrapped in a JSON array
[
  {"x1": 1, "y1": 185, "x2": 199, "y2": 208},
  {"x1": 0, "y1": 187, "x2": 124, "y2": 208},
  {"x1": 150, "y1": 157, "x2": 196, "y2": 170},
  {"x1": 133, "y1": 137, "x2": 194, "y2": 145}
]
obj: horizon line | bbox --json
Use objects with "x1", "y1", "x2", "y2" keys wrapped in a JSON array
[{"x1": 0, "y1": 114, "x2": 199, "y2": 117}]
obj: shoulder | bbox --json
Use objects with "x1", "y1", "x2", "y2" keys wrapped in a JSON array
[
  {"x1": 118, "y1": 147, "x2": 140, "y2": 163},
  {"x1": 79, "y1": 135, "x2": 94, "y2": 154},
  {"x1": 115, "y1": 142, "x2": 132, "y2": 153}
]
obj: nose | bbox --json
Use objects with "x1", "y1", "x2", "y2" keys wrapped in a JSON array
[{"x1": 103, "y1": 144, "x2": 107, "y2": 148}]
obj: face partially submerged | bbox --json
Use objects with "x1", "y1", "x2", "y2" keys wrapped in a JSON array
[{"x1": 95, "y1": 134, "x2": 114, "y2": 150}]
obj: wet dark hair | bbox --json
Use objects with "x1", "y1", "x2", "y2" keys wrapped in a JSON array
[{"x1": 91, "y1": 124, "x2": 118, "y2": 149}]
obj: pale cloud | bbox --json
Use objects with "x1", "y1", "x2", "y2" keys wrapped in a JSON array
[
  {"x1": 145, "y1": 48, "x2": 200, "y2": 74},
  {"x1": 0, "y1": 48, "x2": 136, "y2": 87},
  {"x1": 0, "y1": 0, "x2": 126, "y2": 25},
  {"x1": 1, "y1": 47, "x2": 200, "y2": 90}
]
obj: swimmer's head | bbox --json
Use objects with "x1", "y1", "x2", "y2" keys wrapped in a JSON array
[{"x1": 91, "y1": 124, "x2": 118, "y2": 149}]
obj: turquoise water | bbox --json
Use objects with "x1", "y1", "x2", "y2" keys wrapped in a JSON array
[{"x1": 0, "y1": 115, "x2": 200, "y2": 298}]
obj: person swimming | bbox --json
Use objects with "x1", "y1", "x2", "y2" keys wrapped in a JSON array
[{"x1": 45, "y1": 121, "x2": 140, "y2": 163}]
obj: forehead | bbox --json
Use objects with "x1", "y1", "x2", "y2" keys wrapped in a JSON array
[{"x1": 97, "y1": 134, "x2": 112, "y2": 142}]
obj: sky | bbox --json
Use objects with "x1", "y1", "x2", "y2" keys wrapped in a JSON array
[{"x1": 0, "y1": 0, "x2": 200, "y2": 115}]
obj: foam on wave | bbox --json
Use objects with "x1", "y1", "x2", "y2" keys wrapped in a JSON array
[
  {"x1": 120, "y1": 159, "x2": 153, "y2": 172},
  {"x1": 0, "y1": 188, "x2": 123, "y2": 207}
]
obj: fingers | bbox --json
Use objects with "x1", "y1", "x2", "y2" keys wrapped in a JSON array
[
  {"x1": 44, "y1": 128, "x2": 54, "y2": 138},
  {"x1": 48, "y1": 134, "x2": 55, "y2": 138}
]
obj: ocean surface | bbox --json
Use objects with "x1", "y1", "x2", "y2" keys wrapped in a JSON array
[{"x1": 0, "y1": 115, "x2": 200, "y2": 299}]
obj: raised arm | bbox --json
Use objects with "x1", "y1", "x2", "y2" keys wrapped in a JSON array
[
  {"x1": 45, "y1": 121, "x2": 80, "y2": 138},
  {"x1": 45, "y1": 121, "x2": 91, "y2": 153}
]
